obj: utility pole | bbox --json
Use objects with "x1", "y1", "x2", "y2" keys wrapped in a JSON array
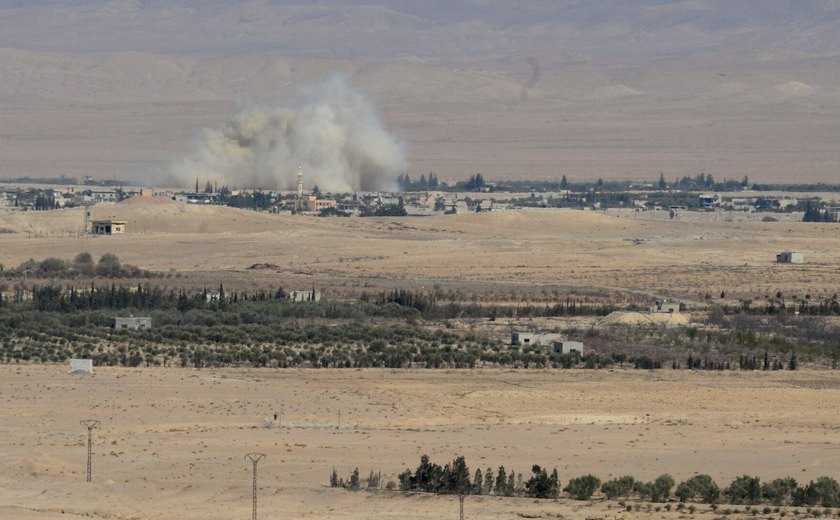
[
  {"x1": 459, "y1": 491, "x2": 465, "y2": 520},
  {"x1": 245, "y1": 453, "x2": 266, "y2": 520},
  {"x1": 337, "y1": 409, "x2": 341, "y2": 430},
  {"x1": 80, "y1": 420, "x2": 100, "y2": 482}
]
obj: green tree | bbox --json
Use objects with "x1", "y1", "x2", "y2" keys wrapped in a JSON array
[
  {"x1": 448, "y1": 456, "x2": 471, "y2": 495},
  {"x1": 348, "y1": 467, "x2": 360, "y2": 490},
  {"x1": 602, "y1": 476, "x2": 635, "y2": 499},
  {"x1": 762, "y1": 477, "x2": 797, "y2": 506},
  {"x1": 676, "y1": 474, "x2": 719, "y2": 504},
  {"x1": 495, "y1": 466, "x2": 508, "y2": 496},
  {"x1": 38, "y1": 257, "x2": 68, "y2": 276},
  {"x1": 96, "y1": 253, "x2": 122, "y2": 277},
  {"x1": 794, "y1": 477, "x2": 840, "y2": 508},
  {"x1": 484, "y1": 468, "x2": 494, "y2": 495},
  {"x1": 73, "y1": 252, "x2": 95, "y2": 277},
  {"x1": 652, "y1": 474, "x2": 675, "y2": 502},
  {"x1": 473, "y1": 468, "x2": 483, "y2": 494},
  {"x1": 564, "y1": 474, "x2": 600, "y2": 500},
  {"x1": 725, "y1": 475, "x2": 762, "y2": 505},
  {"x1": 525, "y1": 465, "x2": 559, "y2": 499}
]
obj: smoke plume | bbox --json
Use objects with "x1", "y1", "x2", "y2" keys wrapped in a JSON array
[{"x1": 171, "y1": 76, "x2": 407, "y2": 193}]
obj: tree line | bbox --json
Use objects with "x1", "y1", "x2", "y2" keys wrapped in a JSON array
[
  {"x1": 1, "y1": 252, "x2": 155, "y2": 280},
  {"x1": 350, "y1": 454, "x2": 840, "y2": 508}
]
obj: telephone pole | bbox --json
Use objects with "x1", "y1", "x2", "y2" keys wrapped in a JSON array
[
  {"x1": 459, "y1": 491, "x2": 465, "y2": 520},
  {"x1": 245, "y1": 453, "x2": 266, "y2": 520},
  {"x1": 80, "y1": 420, "x2": 100, "y2": 482}
]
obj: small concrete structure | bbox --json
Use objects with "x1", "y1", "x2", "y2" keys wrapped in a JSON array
[
  {"x1": 552, "y1": 340, "x2": 584, "y2": 355},
  {"x1": 113, "y1": 316, "x2": 152, "y2": 330},
  {"x1": 699, "y1": 193, "x2": 721, "y2": 209},
  {"x1": 777, "y1": 251, "x2": 804, "y2": 264},
  {"x1": 511, "y1": 332, "x2": 564, "y2": 347},
  {"x1": 650, "y1": 300, "x2": 680, "y2": 313},
  {"x1": 288, "y1": 289, "x2": 321, "y2": 302},
  {"x1": 91, "y1": 219, "x2": 127, "y2": 235},
  {"x1": 68, "y1": 358, "x2": 93, "y2": 374}
]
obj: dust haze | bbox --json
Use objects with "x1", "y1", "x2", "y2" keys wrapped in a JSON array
[{"x1": 170, "y1": 76, "x2": 406, "y2": 192}]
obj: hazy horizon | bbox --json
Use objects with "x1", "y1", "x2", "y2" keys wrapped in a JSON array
[{"x1": 1, "y1": 1, "x2": 839, "y2": 185}]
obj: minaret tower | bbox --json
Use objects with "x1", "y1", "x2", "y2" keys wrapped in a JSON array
[{"x1": 297, "y1": 164, "x2": 304, "y2": 200}]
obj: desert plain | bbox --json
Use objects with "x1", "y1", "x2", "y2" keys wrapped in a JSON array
[
  {"x1": 2, "y1": 365, "x2": 840, "y2": 519},
  {"x1": 3, "y1": 197, "x2": 840, "y2": 304}
]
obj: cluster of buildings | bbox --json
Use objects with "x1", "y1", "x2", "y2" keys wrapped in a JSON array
[
  {"x1": 632, "y1": 193, "x2": 800, "y2": 213},
  {"x1": 0, "y1": 185, "x2": 161, "y2": 211},
  {"x1": 173, "y1": 188, "x2": 500, "y2": 216}
]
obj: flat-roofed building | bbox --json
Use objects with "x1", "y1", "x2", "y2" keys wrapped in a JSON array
[
  {"x1": 91, "y1": 219, "x2": 127, "y2": 235},
  {"x1": 113, "y1": 316, "x2": 152, "y2": 330}
]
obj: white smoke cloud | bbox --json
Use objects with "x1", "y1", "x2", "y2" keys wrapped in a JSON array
[{"x1": 171, "y1": 75, "x2": 407, "y2": 193}]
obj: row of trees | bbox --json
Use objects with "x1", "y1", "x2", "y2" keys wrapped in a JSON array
[
  {"x1": 370, "y1": 288, "x2": 617, "y2": 319},
  {"x1": 1, "y1": 253, "x2": 153, "y2": 280},
  {"x1": 6, "y1": 282, "x2": 620, "y2": 320},
  {"x1": 21, "y1": 283, "x2": 292, "y2": 312},
  {"x1": 397, "y1": 173, "x2": 441, "y2": 191},
  {"x1": 395, "y1": 455, "x2": 560, "y2": 498},
  {"x1": 387, "y1": 455, "x2": 840, "y2": 507}
]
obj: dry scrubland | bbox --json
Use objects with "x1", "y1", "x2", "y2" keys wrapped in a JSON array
[
  {"x1": 3, "y1": 198, "x2": 840, "y2": 303},
  {"x1": 2, "y1": 366, "x2": 840, "y2": 519}
]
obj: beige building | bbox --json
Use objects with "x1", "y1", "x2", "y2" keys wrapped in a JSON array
[
  {"x1": 296, "y1": 195, "x2": 337, "y2": 213},
  {"x1": 91, "y1": 219, "x2": 127, "y2": 235}
]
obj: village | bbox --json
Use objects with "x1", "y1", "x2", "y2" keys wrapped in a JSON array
[{"x1": 0, "y1": 171, "x2": 831, "y2": 220}]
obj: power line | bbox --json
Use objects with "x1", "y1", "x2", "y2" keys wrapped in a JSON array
[
  {"x1": 245, "y1": 453, "x2": 266, "y2": 520},
  {"x1": 80, "y1": 419, "x2": 100, "y2": 483}
]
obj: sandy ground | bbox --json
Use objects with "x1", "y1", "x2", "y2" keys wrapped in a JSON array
[
  {"x1": 2, "y1": 200, "x2": 840, "y2": 304},
  {"x1": 2, "y1": 366, "x2": 840, "y2": 519}
]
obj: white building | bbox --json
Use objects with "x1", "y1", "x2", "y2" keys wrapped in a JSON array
[
  {"x1": 511, "y1": 332, "x2": 564, "y2": 347},
  {"x1": 68, "y1": 359, "x2": 93, "y2": 374},
  {"x1": 699, "y1": 193, "x2": 721, "y2": 209},
  {"x1": 113, "y1": 316, "x2": 152, "y2": 330},
  {"x1": 288, "y1": 289, "x2": 321, "y2": 302},
  {"x1": 777, "y1": 251, "x2": 804, "y2": 264},
  {"x1": 552, "y1": 340, "x2": 584, "y2": 355}
]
